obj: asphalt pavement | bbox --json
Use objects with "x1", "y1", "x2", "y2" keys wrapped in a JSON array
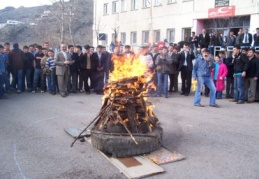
[{"x1": 0, "y1": 91, "x2": 259, "y2": 179}]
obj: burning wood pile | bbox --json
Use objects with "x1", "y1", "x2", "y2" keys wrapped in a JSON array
[
  {"x1": 91, "y1": 56, "x2": 163, "y2": 157},
  {"x1": 95, "y1": 76, "x2": 158, "y2": 138}
]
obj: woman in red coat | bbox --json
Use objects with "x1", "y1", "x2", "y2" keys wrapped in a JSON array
[{"x1": 211, "y1": 56, "x2": 228, "y2": 99}]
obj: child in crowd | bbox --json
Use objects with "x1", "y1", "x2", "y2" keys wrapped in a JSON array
[
  {"x1": 211, "y1": 55, "x2": 228, "y2": 99},
  {"x1": 45, "y1": 50, "x2": 57, "y2": 95}
]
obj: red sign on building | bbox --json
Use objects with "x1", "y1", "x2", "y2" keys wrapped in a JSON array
[{"x1": 208, "y1": 6, "x2": 235, "y2": 18}]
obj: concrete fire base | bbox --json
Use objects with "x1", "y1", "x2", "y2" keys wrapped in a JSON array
[{"x1": 65, "y1": 128, "x2": 185, "y2": 179}]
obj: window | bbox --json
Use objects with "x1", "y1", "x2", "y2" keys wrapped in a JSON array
[
  {"x1": 154, "y1": 0, "x2": 162, "y2": 6},
  {"x1": 131, "y1": 0, "x2": 138, "y2": 10},
  {"x1": 121, "y1": 32, "x2": 126, "y2": 45},
  {"x1": 143, "y1": 0, "x2": 151, "y2": 8},
  {"x1": 154, "y1": 30, "x2": 160, "y2": 42},
  {"x1": 142, "y1": 31, "x2": 149, "y2": 44},
  {"x1": 130, "y1": 32, "x2": 137, "y2": 44},
  {"x1": 103, "y1": 3, "x2": 108, "y2": 15},
  {"x1": 167, "y1": 29, "x2": 175, "y2": 43},
  {"x1": 168, "y1": 0, "x2": 176, "y2": 4},
  {"x1": 112, "y1": 1, "x2": 119, "y2": 13},
  {"x1": 121, "y1": 0, "x2": 127, "y2": 12}
]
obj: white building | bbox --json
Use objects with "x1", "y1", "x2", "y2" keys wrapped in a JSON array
[
  {"x1": 93, "y1": 0, "x2": 259, "y2": 47},
  {"x1": 6, "y1": 20, "x2": 22, "y2": 25}
]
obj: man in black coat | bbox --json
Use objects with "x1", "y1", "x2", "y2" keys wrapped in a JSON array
[
  {"x1": 93, "y1": 45, "x2": 106, "y2": 94},
  {"x1": 178, "y1": 43, "x2": 195, "y2": 96},
  {"x1": 67, "y1": 45, "x2": 79, "y2": 93},
  {"x1": 189, "y1": 32, "x2": 198, "y2": 56},
  {"x1": 198, "y1": 29, "x2": 210, "y2": 48},
  {"x1": 240, "y1": 29, "x2": 252, "y2": 47},
  {"x1": 253, "y1": 28, "x2": 259, "y2": 46},
  {"x1": 223, "y1": 53, "x2": 234, "y2": 98}
]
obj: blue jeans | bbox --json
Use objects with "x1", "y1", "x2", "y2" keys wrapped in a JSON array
[
  {"x1": 33, "y1": 69, "x2": 45, "y2": 91},
  {"x1": 11, "y1": 69, "x2": 24, "y2": 91},
  {"x1": 3, "y1": 72, "x2": 10, "y2": 92},
  {"x1": 194, "y1": 77, "x2": 216, "y2": 105},
  {"x1": 157, "y1": 72, "x2": 169, "y2": 97},
  {"x1": 25, "y1": 69, "x2": 32, "y2": 90},
  {"x1": 234, "y1": 75, "x2": 245, "y2": 102},
  {"x1": 50, "y1": 68, "x2": 58, "y2": 93},
  {"x1": 0, "y1": 74, "x2": 4, "y2": 96}
]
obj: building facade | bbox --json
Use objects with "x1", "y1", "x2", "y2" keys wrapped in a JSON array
[{"x1": 93, "y1": 0, "x2": 259, "y2": 48}]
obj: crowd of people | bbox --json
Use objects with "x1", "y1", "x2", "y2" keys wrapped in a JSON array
[{"x1": 0, "y1": 28, "x2": 259, "y2": 107}]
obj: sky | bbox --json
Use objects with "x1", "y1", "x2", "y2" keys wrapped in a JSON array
[{"x1": 0, "y1": 0, "x2": 52, "y2": 10}]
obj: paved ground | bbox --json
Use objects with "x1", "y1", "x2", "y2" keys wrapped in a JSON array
[{"x1": 0, "y1": 91, "x2": 259, "y2": 179}]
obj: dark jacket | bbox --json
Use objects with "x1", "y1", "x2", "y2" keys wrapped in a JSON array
[
  {"x1": 69, "y1": 52, "x2": 79, "y2": 73},
  {"x1": 155, "y1": 54, "x2": 172, "y2": 73},
  {"x1": 169, "y1": 53, "x2": 179, "y2": 74},
  {"x1": 24, "y1": 52, "x2": 34, "y2": 69},
  {"x1": 198, "y1": 33, "x2": 210, "y2": 48},
  {"x1": 93, "y1": 52, "x2": 106, "y2": 72},
  {"x1": 233, "y1": 53, "x2": 249, "y2": 73},
  {"x1": 189, "y1": 36, "x2": 199, "y2": 48},
  {"x1": 253, "y1": 33, "x2": 259, "y2": 46},
  {"x1": 226, "y1": 35, "x2": 236, "y2": 46},
  {"x1": 9, "y1": 49, "x2": 25, "y2": 69},
  {"x1": 178, "y1": 51, "x2": 195, "y2": 71},
  {"x1": 223, "y1": 56, "x2": 234, "y2": 77},
  {"x1": 240, "y1": 33, "x2": 253, "y2": 46},
  {"x1": 79, "y1": 53, "x2": 95, "y2": 71},
  {"x1": 246, "y1": 56, "x2": 259, "y2": 78},
  {"x1": 210, "y1": 35, "x2": 222, "y2": 46}
]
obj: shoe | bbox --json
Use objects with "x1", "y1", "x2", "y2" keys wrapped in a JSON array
[
  {"x1": 210, "y1": 104, "x2": 220, "y2": 108},
  {"x1": 85, "y1": 91, "x2": 90, "y2": 94},
  {"x1": 229, "y1": 99, "x2": 237, "y2": 102},
  {"x1": 32, "y1": 91, "x2": 35, "y2": 93},
  {"x1": 246, "y1": 101, "x2": 253, "y2": 103},
  {"x1": 236, "y1": 101, "x2": 244, "y2": 104},
  {"x1": 168, "y1": 90, "x2": 173, "y2": 93},
  {"x1": 184, "y1": 93, "x2": 189, "y2": 96},
  {"x1": 205, "y1": 94, "x2": 209, "y2": 97},
  {"x1": 226, "y1": 95, "x2": 230, "y2": 99},
  {"x1": 173, "y1": 90, "x2": 178, "y2": 93},
  {"x1": 61, "y1": 93, "x2": 67, "y2": 97},
  {"x1": 41, "y1": 91, "x2": 45, "y2": 93},
  {"x1": 195, "y1": 104, "x2": 205, "y2": 107},
  {"x1": 164, "y1": 96, "x2": 168, "y2": 98},
  {"x1": 0, "y1": 95, "x2": 8, "y2": 99},
  {"x1": 17, "y1": 90, "x2": 21, "y2": 93},
  {"x1": 79, "y1": 90, "x2": 84, "y2": 93},
  {"x1": 96, "y1": 92, "x2": 104, "y2": 95},
  {"x1": 180, "y1": 92, "x2": 185, "y2": 95}
]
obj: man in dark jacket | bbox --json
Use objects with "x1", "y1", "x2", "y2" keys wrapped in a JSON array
[
  {"x1": 23, "y1": 46, "x2": 34, "y2": 92},
  {"x1": 168, "y1": 45, "x2": 179, "y2": 92},
  {"x1": 8, "y1": 43, "x2": 25, "y2": 93},
  {"x1": 79, "y1": 45, "x2": 96, "y2": 94},
  {"x1": 93, "y1": 45, "x2": 106, "y2": 94},
  {"x1": 253, "y1": 28, "x2": 259, "y2": 46},
  {"x1": 198, "y1": 29, "x2": 210, "y2": 48},
  {"x1": 230, "y1": 45, "x2": 250, "y2": 104},
  {"x1": 244, "y1": 49, "x2": 259, "y2": 103},
  {"x1": 178, "y1": 43, "x2": 195, "y2": 96},
  {"x1": 67, "y1": 45, "x2": 79, "y2": 93},
  {"x1": 223, "y1": 55, "x2": 235, "y2": 98}
]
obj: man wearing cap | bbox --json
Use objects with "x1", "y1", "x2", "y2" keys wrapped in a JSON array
[{"x1": 54, "y1": 43, "x2": 72, "y2": 97}]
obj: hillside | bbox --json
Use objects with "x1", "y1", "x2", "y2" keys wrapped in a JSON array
[{"x1": 0, "y1": 0, "x2": 93, "y2": 48}]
